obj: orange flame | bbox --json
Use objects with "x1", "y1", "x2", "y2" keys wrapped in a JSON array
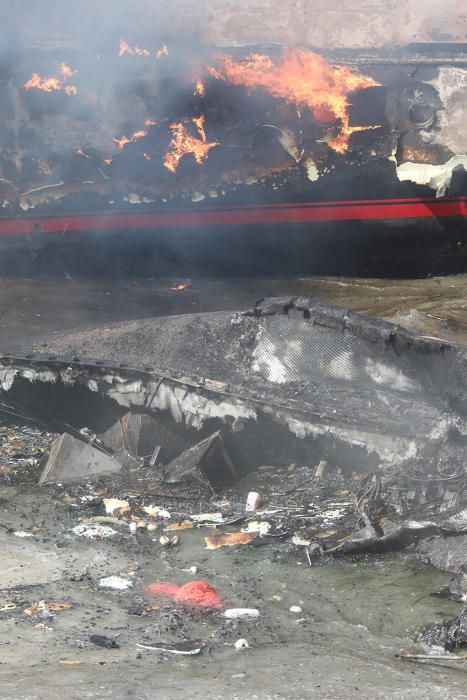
[
  {"x1": 170, "y1": 282, "x2": 187, "y2": 291},
  {"x1": 119, "y1": 38, "x2": 132, "y2": 56},
  {"x1": 24, "y1": 74, "x2": 62, "y2": 92},
  {"x1": 144, "y1": 119, "x2": 157, "y2": 126},
  {"x1": 119, "y1": 38, "x2": 168, "y2": 59},
  {"x1": 59, "y1": 62, "x2": 76, "y2": 78},
  {"x1": 164, "y1": 115, "x2": 218, "y2": 173},
  {"x1": 194, "y1": 80, "x2": 205, "y2": 97},
  {"x1": 113, "y1": 135, "x2": 131, "y2": 149},
  {"x1": 24, "y1": 63, "x2": 78, "y2": 95},
  {"x1": 119, "y1": 38, "x2": 149, "y2": 57},
  {"x1": 113, "y1": 129, "x2": 147, "y2": 150},
  {"x1": 192, "y1": 115, "x2": 208, "y2": 140},
  {"x1": 207, "y1": 66, "x2": 223, "y2": 81},
  {"x1": 210, "y1": 48, "x2": 379, "y2": 152},
  {"x1": 155, "y1": 45, "x2": 169, "y2": 59}
]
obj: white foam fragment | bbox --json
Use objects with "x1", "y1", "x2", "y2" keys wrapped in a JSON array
[
  {"x1": 242, "y1": 521, "x2": 271, "y2": 536},
  {"x1": 224, "y1": 608, "x2": 260, "y2": 620},
  {"x1": 290, "y1": 605, "x2": 303, "y2": 614},
  {"x1": 191, "y1": 512, "x2": 224, "y2": 523},
  {"x1": 234, "y1": 638, "x2": 250, "y2": 650},
  {"x1": 99, "y1": 576, "x2": 133, "y2": 590},
  {"x1": 72, "y1": 524, "x2": 117, "y2": 539}
]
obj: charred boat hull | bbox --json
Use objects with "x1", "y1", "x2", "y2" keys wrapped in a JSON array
[
  {"x1": 0, "y1": 38, "x2": 464, "y2": 277},
  {"x1": 1, "y1": 201, "x2": 466, "y2": 278}
]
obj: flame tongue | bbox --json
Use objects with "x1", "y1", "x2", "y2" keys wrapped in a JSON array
[
  {"x1": 164, "y1": 115, "x2": 218, "y2": 173},
  {"x1": 59, "y1": 62, "x2": 76, "y2": 78},
  {"x1": 113, "y1": 128, "x2": 148, "y2": 150},
  {"x1": 24, "y1": 73, "x2": 62, "y2": 92},
  {"x1": 24, "y1": 62, "x2": 77, "y2": 95},
  {"x1": 194, "y1": 80, "x2": 205, "y2": 97},
  {"x1": 212, "y1": 48, "x2": 379, "y2": 152},
  {"x1": 119, "y1": 38, "x2": 168, "y2": 59}
]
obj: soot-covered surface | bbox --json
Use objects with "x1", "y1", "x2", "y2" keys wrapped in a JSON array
[
  {"x1": 23, "y1": 297, "x2": 467, "y2": 456},
  {"x1": 0, "y1": 295, "x2": 464, "y2": 480}
]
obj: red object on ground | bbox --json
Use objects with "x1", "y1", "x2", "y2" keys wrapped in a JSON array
[{"x1": 146, "y1": 580, "x2": 223, "y2": 609}]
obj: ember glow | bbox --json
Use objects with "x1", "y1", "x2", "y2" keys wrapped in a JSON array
[
  {"x1": 164, "y1": 115, "x2": 218, "y2": 173},
  {"x1": 211, "y1": 48, "x2": 379, "y2": 152},
  {"x1": 119, "y1": 38, "x2": 168, "y2": 59},
  {"x1": 111, "y1": 116, "x2": 157, "y2": 151},
  {"x1": 170, "y1": 282, "x2": 187, "y2": 291},
  {"x1": 113, "y1": 135, "x2": 131, "y2": 149},
  {"x1": 113, "y1": 129, "x2": 147, "y2": 150},
  {"x1": 24, "y1": 74, "x2": 61, "y2": 92},
  {"x1": 24, "y1": 63, "x2": 78, "y2": 95},
  {"x1": 194, "y1": 80, "x2": 205, "y2": 97},
  {"x1": 155, "y1": 46, "x2": 169, "y2": 59},
  {"x1": 207, "y1": 66, "x2": 223, "y2": 82},
  {"x1": 59, "y1": 63, "x2": 76, "y2": 78}
]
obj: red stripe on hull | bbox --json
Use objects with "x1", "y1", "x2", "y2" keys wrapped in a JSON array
[{"x1": 0, "y1": 197, "x2": 465, "y2": 235}]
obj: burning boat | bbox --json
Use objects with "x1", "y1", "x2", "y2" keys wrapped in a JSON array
[{"x1": 0, "y1": 2, "x2": 465, "y2": 275}]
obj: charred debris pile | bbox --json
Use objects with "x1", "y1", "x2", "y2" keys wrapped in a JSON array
[{"x1": 0, "y1": 297, "x2": 466, "y2": 653}]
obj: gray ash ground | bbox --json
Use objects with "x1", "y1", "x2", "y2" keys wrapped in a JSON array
[{"x1": 1, "y1": 421, "x2": 466, "y2": 699}]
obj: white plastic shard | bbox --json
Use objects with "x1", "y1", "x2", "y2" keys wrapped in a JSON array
[
  {"x1": 99, "y1": 576, "x2": 133, "y2": 590},
  {"x1": 224, "y1": 608, "x2": 260, "y2": 620},
  {"x1": 396, "y1": 155, "x2": 467, "y2": 197},
  {"x1": 72, "y1": 523, "x2": 117, "y2": 539},
  {"x1": 191, "y1": 512, "x2": 224, "y2": 523},
  {"x1": 234, "y1": 638, "x2": 250, "y2": 650},
  {"x1": 103, "y1": 498, "x2": 130, "y2": 515}
]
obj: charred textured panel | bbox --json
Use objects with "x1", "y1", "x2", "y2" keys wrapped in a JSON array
[{"x1": 0, "y1": 299, "x2": 465, "y2": 473}]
